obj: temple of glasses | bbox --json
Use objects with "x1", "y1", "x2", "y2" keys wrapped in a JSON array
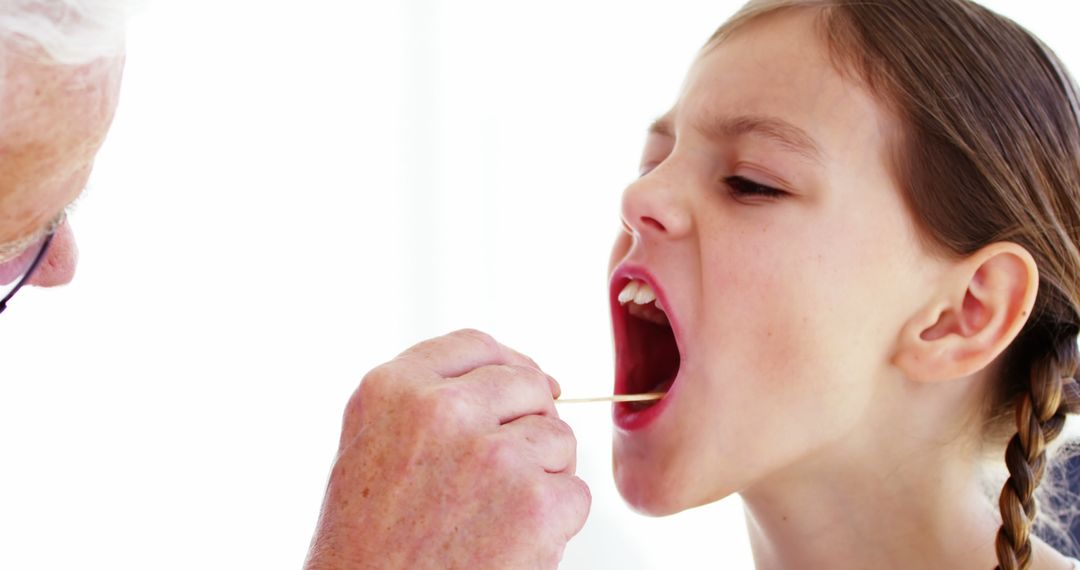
[{"x1": 0, "y1": 232, "x2": 55, "y2": 315}]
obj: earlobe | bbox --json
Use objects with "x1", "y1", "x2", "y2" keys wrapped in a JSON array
[{"x1": 893, "y1": 243, "x2": 1039, "y2": 383}]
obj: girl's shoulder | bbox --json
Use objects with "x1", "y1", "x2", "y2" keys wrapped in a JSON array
[{"x1": 1067, "y1": 557, "x2": 1080, "y2": 570}]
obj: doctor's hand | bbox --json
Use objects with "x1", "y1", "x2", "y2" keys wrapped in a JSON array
[{"x1": 304, "y1": 329, "x2": 591, "y2": 570}]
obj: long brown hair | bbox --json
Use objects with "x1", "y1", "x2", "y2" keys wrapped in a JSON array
[{"x1": 709, "y1": 1, "x2": 1080, "y2": 568}]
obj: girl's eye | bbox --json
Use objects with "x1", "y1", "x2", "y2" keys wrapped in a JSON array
[{"x1": 724, "y1": 175, "x2": 787, "y2": 199}]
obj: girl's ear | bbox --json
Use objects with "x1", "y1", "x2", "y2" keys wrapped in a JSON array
[{"x1": 893, "y1": 242, "x2": 1039, "y2": 383}]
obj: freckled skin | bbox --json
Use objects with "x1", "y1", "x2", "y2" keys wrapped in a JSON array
[
  {"x1": 7, "y1": 42, "x2": 590, "y2": 569},
  {"x1": 608, "y1": 9, "x2": 1070, "y2": 570},
  {"x1": 305, "y1": 330, "x2": 590, "y2": 570},
  {"x1": 609, "y1": 8, "x2": 931, "y2": 518},
  {"x1": 0, "y1": 44, "x2": 124, "y2": 287}
]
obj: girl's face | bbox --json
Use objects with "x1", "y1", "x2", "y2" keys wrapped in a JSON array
[{"x1": 608, "y1": 10, "x2": 944, "y2": 514}]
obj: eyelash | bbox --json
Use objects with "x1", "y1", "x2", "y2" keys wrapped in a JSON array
[
  {"x1": 723, "y1": 175, "x2": 787, "y2": 199},
  {"x1": 638, "y1": 162, "x2": 789, "y2": 201}
]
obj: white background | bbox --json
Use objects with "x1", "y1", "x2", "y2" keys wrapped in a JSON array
[{"x1": 0, "y1": 1, "x2": 1077, "y2": 568}]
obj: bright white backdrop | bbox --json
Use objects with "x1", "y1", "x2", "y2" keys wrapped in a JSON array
[{"x1": 0, "y1": 1, "x2": 1076, "y2": 568}]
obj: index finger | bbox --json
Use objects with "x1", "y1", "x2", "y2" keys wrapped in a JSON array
[{"x1": 395, "y1": 329, "x2": 553, "y2": 389}]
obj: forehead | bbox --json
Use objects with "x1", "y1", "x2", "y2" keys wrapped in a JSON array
[
  {"x1": 671, "y1": 9, "x2": 894, "y2": 172},
  {"x1": 0, "y1": 47, "x2": 123, "y2": 243}
]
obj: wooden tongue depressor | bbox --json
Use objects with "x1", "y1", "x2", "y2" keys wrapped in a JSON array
[{"x1": 555, "y1": 392, "x2": 666, "y2": 404}]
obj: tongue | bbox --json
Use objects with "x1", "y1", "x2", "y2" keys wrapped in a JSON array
[
  {"x1": 626, "y1": 378, "x2": 674, "y2": 412},
  {"x1": 628, "y1": 301, "x2": 669, "y2": 325}
]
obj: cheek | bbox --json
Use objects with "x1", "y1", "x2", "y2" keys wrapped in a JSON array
[{"x1": 698, "y1": 218, "x2": 891, "y2": 420}]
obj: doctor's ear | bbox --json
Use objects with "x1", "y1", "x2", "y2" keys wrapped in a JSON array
[{"x1": 893, "y1": 242, "x2": 1039, "y2": 383}]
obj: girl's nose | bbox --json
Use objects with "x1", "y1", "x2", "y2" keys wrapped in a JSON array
[
  {"x1": 26, "y1": 220, "x2": 78, "y2": 287},
  {"x1": 619, "y1": 171, "x2": 693, "y2": 240}
]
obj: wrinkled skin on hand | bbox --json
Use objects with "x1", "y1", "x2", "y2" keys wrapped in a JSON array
[{"x1": 305, "y1": 329, "x2": 591, "y2": 570}]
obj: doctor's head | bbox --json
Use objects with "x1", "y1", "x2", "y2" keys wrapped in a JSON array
[{"x1": 0, "y1": 0, "x2": 127, "y2": 312}]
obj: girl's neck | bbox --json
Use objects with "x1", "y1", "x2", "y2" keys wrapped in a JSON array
[
  {"x1": 742, "y1": 480, "x2": 1001, "y2": 569},
  {"x1": 738, "y1": 416, "x2": 1001, "y2": 570}
]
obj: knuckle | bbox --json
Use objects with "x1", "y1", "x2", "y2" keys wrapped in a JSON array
[
  {"x1": 358, "y1": 362, "x2": 396, "y2": 397},
  {"x1": 479, "y1": 436, "x2": 519, "y2": 471},
  {"x1": 494, "y1": 363, "x2": 531, "y2": 379},
  {"x1": 520, "y1": 478, "x2": 557, "y2": 520},
  {"x1": 547, "y1": 417, "x2": 575, "y2": 441},
  {"x1": 423, "y1": 385, "x2": 472, "y2": 427},
  {"x1": 571, "y1": 475, "x2": 592, "y2": 511},
  {"x1": 522, "y1": 364, "x2": 549, "y2": 384},
  {"x1": 559, "y1": 476, "x2": 591, "y2": 541},
  {"x1": 344, "y1": 362, "x2": 420, "y2": 432},
  {"x1": 497, "y1": 364, "x2": 547, "y2": 390},
  {"x1": 346, "y1": 365, "x2": 391, "y2": 419},
  {"x1": 452, "y1": 328, "x2": 497, "y2": 349}
]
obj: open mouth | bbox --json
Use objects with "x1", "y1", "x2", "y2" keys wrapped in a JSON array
[{"x1": 613, "y1": 275, "x2": 682, "y2": 417}]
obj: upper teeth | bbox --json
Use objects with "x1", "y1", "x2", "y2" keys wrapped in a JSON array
[{"x1": 618, "y1": 279, "x2": 661, "y2": 309}]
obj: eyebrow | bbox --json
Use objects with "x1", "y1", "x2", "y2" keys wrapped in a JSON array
[
  {"x1": 0, "y1": 207, "x2": 68, "y2": 262},
  {"x1": 648, "y1": 112, "x2": 825, "y2": 164},
  {"x1": 0, "y1": 226, "x2": 47, "y2": 263}
]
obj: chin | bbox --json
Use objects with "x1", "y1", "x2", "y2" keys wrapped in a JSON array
[
  {"x1": 613, "y1": 440, "x2": 745, "y2": 517},
  {"x1": 612, "y1": 445, "x2": 694, "y2": 517},
  {"x1": 614, "y1": 473, "x2": 682, "y2": 517}
]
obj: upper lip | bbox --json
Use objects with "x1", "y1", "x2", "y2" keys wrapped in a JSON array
[{"x1": 609, "y1": 262, "x2": 686, "y2": 394}]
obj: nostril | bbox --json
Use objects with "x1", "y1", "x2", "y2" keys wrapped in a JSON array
[{"x1": 640, "y1": 216, "x2": 667, "y2": 233}]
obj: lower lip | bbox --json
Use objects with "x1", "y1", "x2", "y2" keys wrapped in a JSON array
[{"x1": 612, "y1": 373, "x2": 678, "y2": 431}]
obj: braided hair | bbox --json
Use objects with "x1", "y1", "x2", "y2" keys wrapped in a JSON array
[
  {"x1": 712, "y1": 1, "x2": 1080, "y2": 567},
  {"x1": 993, "y1": 322, "x2": 1080, "y2": 567}
]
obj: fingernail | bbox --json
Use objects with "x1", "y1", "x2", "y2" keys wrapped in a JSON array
[{"x1": 547, "y1": 374, "x2": 562, "y2": 398}]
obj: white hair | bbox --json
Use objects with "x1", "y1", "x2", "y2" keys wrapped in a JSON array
[{"x1": 0, "y1": 0, "x2": 130, "y2": 65}]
